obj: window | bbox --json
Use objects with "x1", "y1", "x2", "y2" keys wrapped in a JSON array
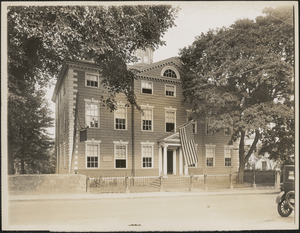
[
  {"x1": 206, "y1": 145, "x2": 215, "y2": 167},
  {"x1": 141, "y1": 143, "x2": 154, "y2": 168},
  {"x1": 114, "y1": 106, "x2": 127, "y2": 130},
  {"x1": 224, "y1": 127, "x2": 232, "y2": 136},
  {"x1": 163, "y1": 69, "x2": 177, "y2": 78},
  {"x1": 141, "y1": 108, "x2": 153, "y2": 131},
  {"x1": 165, "y1": 84, "x2": 176, "y2": 97},
  {"x1": 86, "y1": 142, "x2": 100, "y2": 168},
  {"x1": 114, "y1": 141, "x2": 128, "y2": 169},
  {"x1": 165, "y1": 108, "x2": 176, "y2": 132},
  {"x1": 224, "y1": 147, "x2": 232, "y2": 167},
  {"x1": 86, "y1": 102, "x2": 100, "y2": 128},
  {"x1": 86, "y1": 73, "x2": 99, "y2": 87},
  {"x1": 141, "y1": 81, "x2": 153, "y2": 94}
]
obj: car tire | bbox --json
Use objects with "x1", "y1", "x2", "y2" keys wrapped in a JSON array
[{"x1": 277, "y1": 199, "x2": 293, "y2": 217}]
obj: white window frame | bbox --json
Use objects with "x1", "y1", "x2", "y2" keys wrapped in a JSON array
[
  {"x1": 224, "y1": 146, "x2": 233, "y2": 167},
  {"x1": 165, "y1": 107, "x2": 177, "y2": 133},
  {"x1": 161, "y1": 66, "x2": 180, "y2": 79},
  {"x1": 85, "y1": 73, "x2": 99, "y2": 88},
  {"x1": 85, "y1": 140, "x2": 101, "y2": 169},
  {"x1": 85, "y1": 99, "x2": 100, "y2": 128},
  {"x1": 206, "y1": 144, "x2": 216, "y2": 167},
  {"x1": 113, "y1": 141, "x2": 129, "y2": 169},
  {"x1": 141, "y1": 80, "x2": 153, "y2": 94},
  {"x1": 141, "y1": 142, "x2": 154, "y2": 169},
  {"x1": 165, "y1": 84, "x2": 176, "y2": 97},
  {"x1": 141, "y1": 105, "x2": 154, "y2": 132},
  {"x1": 114, "y1": 105, "x2": 127, "y2": 130}
]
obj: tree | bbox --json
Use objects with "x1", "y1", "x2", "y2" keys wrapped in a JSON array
[
  {"x1": 179, "y1": 6, "x2": 294, "y2": 183},
  {"x1": 7, "y1": 5, "x2": 178, "y2": 173},
  {"x1": 8, "y1": 87, "x2": 54, "y2": 174}
]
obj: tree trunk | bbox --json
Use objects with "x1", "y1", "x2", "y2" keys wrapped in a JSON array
[
  {"x1": 21, "y1": 159, "x2": 25, "y2": 174},
  {"x1": 237, "y1": 130, "x2": 246, "y2": 184},
  {"x1": 7, "y1": 137, "x2": 15, "y2": 174},
  {"x1": 237, "y1": 161, "x2": 245, "y2": 183}
]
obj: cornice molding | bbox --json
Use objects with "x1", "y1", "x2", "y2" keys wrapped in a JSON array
[{"x1": 135, "y1": 75, "x2": 182, "y2": 84}]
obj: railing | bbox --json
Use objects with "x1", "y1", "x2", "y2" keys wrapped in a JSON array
[{"x1": 87, "y1": 172, "x2": 280, "y2": 193}]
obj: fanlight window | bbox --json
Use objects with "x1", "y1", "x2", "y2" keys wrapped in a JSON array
[{"x1": 163, "y1": 69, "x2": 177, "y2": 78}]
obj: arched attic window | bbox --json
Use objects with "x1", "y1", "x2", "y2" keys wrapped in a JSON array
[
  {"x1": 163, "y1": 69, "x2": 177, "y2": 78},
  {"x1": 161, "y1": 66, "x2": 180, "y2": 79}
]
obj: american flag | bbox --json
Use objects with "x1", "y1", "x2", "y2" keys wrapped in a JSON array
[{"x1": 179, "y1": 121, "x2": 198, "y2": 166}]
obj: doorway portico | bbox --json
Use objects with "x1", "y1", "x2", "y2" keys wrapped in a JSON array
[{"x1": 158, "y1": 133, "x2": 188, "y2": 176}]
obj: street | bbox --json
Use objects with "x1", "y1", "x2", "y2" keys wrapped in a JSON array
[{"x1": 8, "y1": 193, "x2": 296, "y2": 231}]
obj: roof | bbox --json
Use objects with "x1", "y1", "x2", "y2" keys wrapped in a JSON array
[
  {"x1": 127, "y1": 57, "x2": 182, "y2": 72},
  {"x1": 52, "y1": 57, "x2": 183, "y2": 102}
]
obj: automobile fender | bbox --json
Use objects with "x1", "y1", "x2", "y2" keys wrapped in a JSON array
[
  {"x1": 285, "y1": 191, "x2": 295, "y2": 210},
  {"x1": 276, "y1": 191, "x2": 285, "y2": 204}
]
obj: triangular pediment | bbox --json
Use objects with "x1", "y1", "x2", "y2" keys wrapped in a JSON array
[
  {"x1": 158, "y1": 132, "x2": 180, "y2": 143},
  {"x1": 128, "y1": 57, "x2": 182, "y2": 82}
]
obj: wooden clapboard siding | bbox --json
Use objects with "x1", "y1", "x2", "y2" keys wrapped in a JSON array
[{"x1": 53, "y1": 58, "x2": 239, "y2": 177}]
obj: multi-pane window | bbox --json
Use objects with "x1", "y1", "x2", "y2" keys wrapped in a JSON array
[
  {"x1": 86, "y1": 74, "x2": 99, "y2": 87},
  {"x1": 115, "y1": 107, "x2": 126, "y2": 130},
  {"x1": 142, "y1": 145, "x2": 153, "y2": 168},
  {"x1": 141, "y1": 81, "x2": 153, "y2": 94},
  {"x1": 115, "y1": 144, "x2": 127, "y2": 168},
  {"x1": 86, "y1": 144, "x2": 99, "y2": 168},
  {"x1": 142, "y1": 109, "x2": 153, "y2": 131},
  {"x1": 206, "y1": 146, "x2": 215, "y2": 167},
  {"x1": 165, "y1": 110, "x2": 176, "y2": 132},
  {"x1": 163, "y1": 69, "x2": 177, "y2": 78},
  {"x1": 86, "y1": 102, "x2": 100, "y2": 128},
  {"x1": 165, "y1": 84, "x2": 176, "y2": 97},
  {"x1": 224, "y1": 148, "x2": 232, "y2": 167}
]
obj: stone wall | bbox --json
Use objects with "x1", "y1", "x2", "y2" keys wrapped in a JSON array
[{"x1": 8, "y1": 174, "x2": 87, "y2": 195}]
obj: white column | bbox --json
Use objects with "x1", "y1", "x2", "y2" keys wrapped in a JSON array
[
  {"x1": 158, "y1": 146, "x2": 162, "y2": 176},
  {"x1": 163, "y1": 145, "x2": 168, "y2": 176},
  {"x1": 179, "y1": 148, "x2": 183, "y2": 176},
  {"x1": 173, "y1": 149, "x2": 177, "y2": 175}
]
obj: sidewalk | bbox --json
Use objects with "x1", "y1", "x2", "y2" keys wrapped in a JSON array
[{"x1": 9, "y1": 188, "x2": 279, "y2": 201}]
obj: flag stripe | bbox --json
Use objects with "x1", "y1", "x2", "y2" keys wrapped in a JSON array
[{"x1": 179, "y1": 122, "x2": 198, "y2": 166}]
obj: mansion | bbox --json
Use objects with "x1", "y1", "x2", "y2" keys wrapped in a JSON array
[{"x1": 52, "y1": 48, "x2": 239, "y2": 177}]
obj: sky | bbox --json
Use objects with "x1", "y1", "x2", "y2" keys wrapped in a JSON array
[{"x1": 46, "y1": 1, "x2": 295, "y2": 137}]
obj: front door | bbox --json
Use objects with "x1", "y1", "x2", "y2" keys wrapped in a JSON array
[{"x1": 167, "y1": 150, "x2": 173, "y2": 174}]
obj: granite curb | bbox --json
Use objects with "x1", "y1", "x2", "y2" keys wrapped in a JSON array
[{"x1": 9, "y1": 188, "x2": 279, "y2": 201}]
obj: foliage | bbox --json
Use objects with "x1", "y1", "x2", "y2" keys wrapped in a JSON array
[
  {"x1": 7, "y1": 5, "x2": 178, "y2": 174},
  {"x1": 8, "y1": 87, "x2": 54, "y2": 174},
  {"x1": 8, "y1": 5, "x2": 178, "y2": 107},
  {"x1": 179, "y1": 6, "x2": 294, "y2": 182}
]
